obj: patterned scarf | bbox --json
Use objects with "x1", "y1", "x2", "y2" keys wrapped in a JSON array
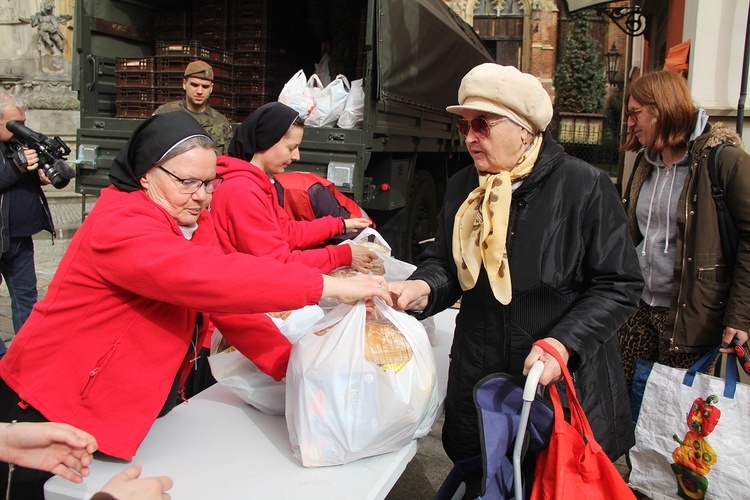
[{"x1": 452, "y1": 135, "x2": 543, "y2": 304}]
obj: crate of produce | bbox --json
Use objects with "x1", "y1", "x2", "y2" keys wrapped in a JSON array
[
  {"x1": 116, "y1": 57, "x2": 155, "y2": 73},
  {"x1": 155, "y1": 40, "x2": 233, "y2": 65},
  {"x1": 116, "y1": 102, "x2": 157, "y2": 118},
  {"x1": 115, "y1": 71, "x2": 155, "y2": 88},
  {"x1": 116, "y1": 88, "x2": 155, "y2": 103}
]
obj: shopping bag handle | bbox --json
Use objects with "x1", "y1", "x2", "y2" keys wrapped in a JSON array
[
  {"x1": 533, "y1": 340, "x2": 602, "y2": 453},
  {"x1": 683, "y1": 347, "x2": 739, "y2": 399}
]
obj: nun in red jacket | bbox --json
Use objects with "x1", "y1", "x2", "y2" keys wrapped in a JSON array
[
  {"x1": 0, "y1": 112, "x2": 390, "y2": 498},
  {"x1": 210, "y1": 102, "x2": 377, "y2": 274}
]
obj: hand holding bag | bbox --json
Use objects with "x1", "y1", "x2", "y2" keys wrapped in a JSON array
[
  {"x1": 530, "y1": 340, "x2": 635, "y2": 500},
  {"x1": 285, "y1": 298, "x2": 439, "y2": 467}
]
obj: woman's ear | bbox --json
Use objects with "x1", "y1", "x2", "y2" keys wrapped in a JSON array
[{"x1": 139, "y1": 173, "x2": 151, "y2": 190}]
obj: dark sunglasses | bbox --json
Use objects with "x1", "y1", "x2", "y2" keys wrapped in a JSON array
[{"x1": 456, "y1": 117, "x2": 509, "y2": 138}]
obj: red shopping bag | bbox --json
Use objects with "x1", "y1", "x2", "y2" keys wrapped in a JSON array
[{"x1": 530, "y1": 340, "x2": 634, "y2": 500}]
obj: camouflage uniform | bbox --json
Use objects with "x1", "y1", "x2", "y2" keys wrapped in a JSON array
[{"x1": 154, "y1": 100, "x2": 233, "y2": 155}]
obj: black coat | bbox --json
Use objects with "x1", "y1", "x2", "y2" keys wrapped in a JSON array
[{"x1": 410, "y1": 131, "x2": 643, "y2": 462}]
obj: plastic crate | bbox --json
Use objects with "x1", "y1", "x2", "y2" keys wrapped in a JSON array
[
  {"x1": 153, "y1": 10, "x2": 190, "y2": 27},
  {"x1": 154, "y1": 26, "x2": 191, "y2": 41},
  {"x1": 116, "y1": 102, "x2": 157, "y2": 118},
  {"x1": 155, "y1": 72, "x2": 233, "y2": 94},
  {"x1": 234, "y1": 93, "x2": 273, "y2": 110},
  {"x1": 115, "y1": 72, "x2": 155, "y2": 87},
  {"x1": 233, "y1": 51, "x2": 269, "y2": 67},
  {"x1": 155, "y1": 88, "x2": 184, "y2": 104},
  {"x1": 116, "y1": 57, "x2": 155, "y2": 72},
  {"x1": 234, "y1": 65, "x2": 274, "y2": 82},
  {"x1": 232, "y1": 37, "x2": 267, "y2": 53},
  {"x1": 232, "y1": 23, "x2": 268, "y2": 39},
  {"x1": 155, "y1": 41, "x2": 233, "y2": 65},
  {"x1": 155, "y1": 57, "x2": 233, "y2": 79},
  {"x1": 116, "y1": 88, "x2": 156, "y2": 103},
  {"x1": 209, "y1": 94, "x2": 233, "y2": 108},
  {"x1": 232, "y1": 0, "x2": 267, "y2": 17},
  {"x1": 235, "y1": 79, "x2": 275, "y2": 96}
]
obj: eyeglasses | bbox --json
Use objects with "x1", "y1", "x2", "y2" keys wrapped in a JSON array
[
  {"x1": 457, "y1": 117, "x2": 508, "y2": 138},
  {"x1": 157, "y1": 166, "x2": 223, "y2": 193},
  {"x1": 624, "y1": 107, "x2": 645, "y2": 122}
]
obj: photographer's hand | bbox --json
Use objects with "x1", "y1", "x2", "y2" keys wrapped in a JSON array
[
  {"x1": 38, "y1": 168, "x2": 51, "y2": 185},
  {"x1": 17, "y1": 148, "x2": 39, "y2": 173}
]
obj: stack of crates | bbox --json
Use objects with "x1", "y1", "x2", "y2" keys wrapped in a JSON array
[
  {"x1": 153, "y1": 10, "x2": 191, "y2": 42},
  {"x1": 232, "y1": 0, "x2": 287, "y2": 122},
  {"x1": 115, "y1": 57, "x2": 156, "y2": 118},
  {"x1": 193, "y1": 0, "x2": 229, "y2": 49},
  {"x1": 153, "y1": 40, "x2": 234, "y2": 119}
]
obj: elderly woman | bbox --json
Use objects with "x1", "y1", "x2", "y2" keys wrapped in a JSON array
[
  {"x1": 0, "y1": 112, "x2": 390, "y2": 498},
  {"x1": 388, "y1": 64, "x2": 643, "y2": 471},
  {"x1": 210, "y1": 101, "x2": 376, "y2": 274}
]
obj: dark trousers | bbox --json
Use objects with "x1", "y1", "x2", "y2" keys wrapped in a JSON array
[
  {"x1": 0, "y1": 378, "x2": 51, "y2": 500},
  {"x1": 0, "y1": 237, "x2": 38, "y2": 332}
]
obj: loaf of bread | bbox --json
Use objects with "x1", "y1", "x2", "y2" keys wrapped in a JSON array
[
  {"x1": 365, "y1": 320, "x2": 413, "y2": 373},
  {"x1": 352, "y1": 241, "x2": 388, "y2": 276},
  {"x1": 329, "y1": 266, "x2": 358, "y2": 278},
  {"x1": 268, "y1": 310, "x2": 293, "y2": 320},
  {"x1": 359, "y1": 241, "x2": 390, "y2": 256}
]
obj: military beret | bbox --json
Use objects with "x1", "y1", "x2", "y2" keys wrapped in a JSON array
[{"x1": 184, "y1": 60, "x2": 214, "y2": 81}]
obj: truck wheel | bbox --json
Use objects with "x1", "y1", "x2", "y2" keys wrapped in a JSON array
[{"x1": 405, "y1": 170, "x2": 439, "y2": 265}]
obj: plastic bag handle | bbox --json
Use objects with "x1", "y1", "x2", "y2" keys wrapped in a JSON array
[{"x1": 307, "y1": 74, "x2": 324, "y2": 89}]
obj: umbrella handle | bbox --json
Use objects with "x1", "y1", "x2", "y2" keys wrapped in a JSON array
[{"x1": 523, "y1": 360, "x2": 544, "y2": 401}]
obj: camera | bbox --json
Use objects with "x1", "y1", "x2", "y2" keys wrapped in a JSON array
[{"x1": 5, "y1": 120, "x2": 76, "y2": 189}]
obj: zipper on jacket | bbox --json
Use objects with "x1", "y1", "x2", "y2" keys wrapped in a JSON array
[
  {"x1": 671, "y1": 158, "x2": 701, "y2": 351},
  {"x1": 80, "y1": 345, "x2": 117, "y2": 397}
]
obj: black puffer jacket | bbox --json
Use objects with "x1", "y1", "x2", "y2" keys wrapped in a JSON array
[{"x1": 410, "y1": 130, "x2": 643, "y2": 462}]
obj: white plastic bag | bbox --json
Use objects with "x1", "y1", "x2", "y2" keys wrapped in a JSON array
[
  {"x1": 278, "y1": 70, "x2": 322, "y2": 120},
  {"x1": 314, "y1": 53, "x2": 331, "y2": 87},
  {"x1": 208, "y1": 306, "x2": 324, "y2": 415},
  {"x1": 208, "y1": 347, "x2": 285, "y2": 415},
  {"x1": 305, "y1": 74, "x2": 350, "y2": 127},
  {"x1": 337, "y1": 78, "x2": 364, "y2": 129},
  {"x1": 286, "y1": 299, "x2": 440, "y2": 467}
]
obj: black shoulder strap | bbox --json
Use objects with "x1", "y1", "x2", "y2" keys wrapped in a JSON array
[{"x1": 707, "y1": 143, "x2": 738, "y2": 278}]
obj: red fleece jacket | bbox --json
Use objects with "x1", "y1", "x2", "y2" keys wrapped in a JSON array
[
  {"x1": 211, "y1": 155, "x2": 352, "y2": 273},
  {"x1": 0, "y1": 187, "x2": 323, "y2": 459}
]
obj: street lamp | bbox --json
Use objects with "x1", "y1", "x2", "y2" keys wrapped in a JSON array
[{"x1": 605, "y1": 42, "x2": 621, "y2": 87}]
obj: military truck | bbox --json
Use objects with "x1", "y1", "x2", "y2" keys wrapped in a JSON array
[{"x1": 73, "y1": 0, "x2": 492, "y2": 262}]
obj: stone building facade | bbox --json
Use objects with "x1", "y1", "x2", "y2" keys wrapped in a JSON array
[{"x1": 0, "y1": 0, "x2": 78, "y2": 151}]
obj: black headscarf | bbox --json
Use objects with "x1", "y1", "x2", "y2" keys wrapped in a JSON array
[
  {"x1": 228, "y1": 102, "x2": 300, "y2": 161},
  {"x1": 108, "y1": 112, "x2": 211, "y2": 192}
]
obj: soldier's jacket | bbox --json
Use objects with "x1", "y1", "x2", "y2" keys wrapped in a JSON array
[{"x1": 153, "y1": 100, "x2": 233, "y2": 155}]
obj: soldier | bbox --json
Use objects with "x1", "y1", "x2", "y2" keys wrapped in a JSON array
[{"x1": 153, "y1": 60, "x2": 233, "y2": 155}]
